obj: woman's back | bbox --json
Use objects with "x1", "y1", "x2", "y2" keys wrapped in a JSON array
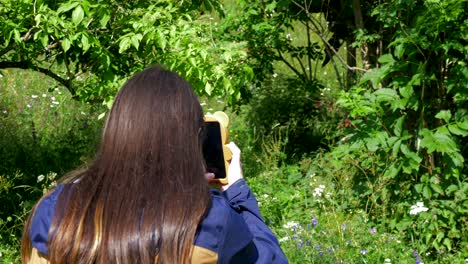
[{"x1": 22, "y1": 66, "x2": 288, "y2": 264}]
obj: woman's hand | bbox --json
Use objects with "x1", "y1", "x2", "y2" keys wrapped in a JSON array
[
  {"x1": 206, "y1": 142, "x2": 243, "y2": 191},
  {"x1": 222, "y1": 142, "x2": 243, "y2": 191}
]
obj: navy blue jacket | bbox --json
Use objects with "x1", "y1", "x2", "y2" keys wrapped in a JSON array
[{"x1": 29, "y1": 179, "x2": 288, "y2": 263}]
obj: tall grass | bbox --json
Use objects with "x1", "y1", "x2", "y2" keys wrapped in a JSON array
[{"x1": 0, "y1": 69, "x2": 103, "y2": 262}]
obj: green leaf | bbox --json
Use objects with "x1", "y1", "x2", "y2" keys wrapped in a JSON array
[
  {"x1": 457, "y1": 120, "x2": 468, "y2": 130},
  {"x1": 435, "y1": 110, "x2": 452, "y2": 123},
  {"x1": 445, "y1": 185, "x2": 459, "y2": 195},
  {"x1": 157, "y1": 30, "x2": 167, "y2": 50},
  {"x1": 443, "y1": 238, "x2": 452, "y2": 251},
  {"x1": 399, "y1": 86, "x2": 414, "y2": 99},
  {"x1": 13, "y1": 29, "x2": 21, "y2": 43},
  {"x1": 420, "y1": 128, "x2": 458, "y2": 153},
  {"x1": 393, "y1": 115, "x2": 405, "y2": 137},
  {"x1": 243, "y1": 66, "x2": 254, "y2": 80},
  {"x1": 72, "y1": 6, "x2": 84, "y2": 25},
  {"x1": 118, "y1": 37, "x2": 131, "y2": 53},
  {"x1": 394, "y1": 43, "x2": 405, "y2": 59},
  {"x1": 41, "y1": 34, "x2": 48, "y2": 48},
  {"x1": 130, "y1": 34, "x2": 142, "y2": 50},
  {"x1": 374, "y1": 88, "x2": 399, "y2": 102},
  {"x1": 408, "y1": 73, "x2": 421, "y2": 87},
  {"x1": 62, "y1": 38, "x2": 71, "y2": 52},
  {"x1": 205, "y1": 82, "x2": 213, "y2": 95},
  {"x1": 378, "y1": 54, "x2": 395, "y2": 64},
  {"x1": 81, "y1": 34, "x2": 89, "y2": 51},
  {"x1": 99, "y1": 14, "x2": 111, "y2": 28},
  {"x1": 392, "y1": 139, "x2": 402, "y2": 157},
  {"x1": 414, "y1": 183, "x2": 423, "y2": 193},
  {"x1": 400, "y1": 144, "x2": 422, "y2": 163},
  {"x1": 384, "y1": 164, "x2": 400, "y2": 178},
  {"x1": 448, "y1": 124, "x2": 468, "y2": 136},
  {"x1": 448, "y1": 152, "x2": 464, "y2": 167},
  {"x1": 57, "y1": 2, "x2": 79, "y2": 13},
  {"x1": 423, "y1": 185, "x2": 432, "y2": 199},
  {"x1": 189, "y1": 57, "x2": 197, "y2": 68},
  {"x1": 431, "y1": 184, "x2": 444, "y2": 195},
  {"x1": 366, "y1": 137, "x2": 379, "y2": 152},
  {"x1": 97, "y1": 112, "x2": 106, "y2": 120}
]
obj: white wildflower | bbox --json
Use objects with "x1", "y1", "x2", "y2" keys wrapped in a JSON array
[
  {"x1": 52, "y1": 101, "x2": 60, "y2": 105},
  {"x1": 385, "y1": 258, "x2": 391, "y2": 263},
  {"x1": 31, "y1": 95, "x2": 38, "y2": 98},
  {"x1": 200, "y1": 102, "x2": 207, "y2": 106},
  {"x1": 50, "y1": 104, "x2": 55, "y2": 108},
  {"x1": 273, "y1": 73, "x2": 278, "y2": 78},
  {"x1": 27, "y1": 104, "x2": 31, "y2": 108},
  {"x1": 81, "y1": 111, "x2": 86, "y2": 115},
  {"x1": 279, "y1": 237, "x2": 289, "y2": 242},
  {"x1": 42, "y1": 94, "x2": 47, "y2": 97},
  {"x1": 58, "y1": 91, "x2": 62, "y2": 95},
  {"x1": 410, "y1": 202, "x2": 429, "y2": 215},
  {"x1": 37, "y1": 174, "x2": 45, "y2": 183},
  {"x1": 283, "y1": 221, "x2": 300, "y2": 230},
  {"x1": 262, "y1": 194, "x2": 269, "y2": 198},
  {"x1": 3, "y1": 110, "x2": 7, "y2": 114},
  {"x1": 313, "y1": 185, "x2": 325, "y2": 197},
  {"x1": 50, "y1": 96, "x2": 56, "y2": 101}
]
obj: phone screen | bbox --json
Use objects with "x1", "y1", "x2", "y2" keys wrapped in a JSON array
[{"x1": 202, "y1": 122, "x2": 226, "y2": 179}]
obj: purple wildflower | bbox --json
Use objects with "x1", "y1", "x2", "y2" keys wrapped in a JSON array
[
  {"x1": 360, "y1": 249, "x2": 367, "y2": 255},
  {"x1": 297, "y1": 242, "x2": 303, "y2": 248},
  {"x1": 341, "y1": 223, "x2": 346, "y2": 231},
  {"x1": 369, "y1": 227, "x2": 377, "y2": 234},
  {"x1": 312, "y1": 217, "x2": 318, "y2": 228},
  {"x1": 292, "y1": 235, "x2": 298, "y2": 240},
  {"x1": 413, "y1": 250, "x2": 421, "y2": 264}
]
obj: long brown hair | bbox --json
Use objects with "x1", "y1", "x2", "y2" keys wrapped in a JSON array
[{"x1": 22, "y1": 66, "x2": 212, "y2": 263}]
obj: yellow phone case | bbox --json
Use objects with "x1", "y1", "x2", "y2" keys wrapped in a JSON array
[{"x1": 204, "y1": 111, "x2": 232, "y2": 185}]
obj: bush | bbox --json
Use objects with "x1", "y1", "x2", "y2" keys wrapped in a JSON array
[{"x1": 244, "y1": 75, "x2": 333, "y2": 161}]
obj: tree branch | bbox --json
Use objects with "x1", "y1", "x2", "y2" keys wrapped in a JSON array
[
  {"x1": 0, "y1": 61, "x2": 75, "y2": 95},
  {"x1": 276, "y1": 49, "x2": 305, "y2": 80}
]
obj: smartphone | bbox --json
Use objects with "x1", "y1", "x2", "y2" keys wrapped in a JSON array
[{"x1": 202, "y1": 121, "x2": 227, "y2": 180}]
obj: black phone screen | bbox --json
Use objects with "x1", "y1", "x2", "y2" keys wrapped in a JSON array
[{"x1": 202, "y1": 122, "x2": 226, "y2": 179}]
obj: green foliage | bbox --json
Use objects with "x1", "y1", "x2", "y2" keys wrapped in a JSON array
[
  {"x1": 0, "y1": 0, "x2": 252, "y2": 103},
  {"x1": 219, "y1": 0, "x2": 326, "y2": 86},
  {"x1": 329, "y1": 0, "x2": 468, "y2": 257}
]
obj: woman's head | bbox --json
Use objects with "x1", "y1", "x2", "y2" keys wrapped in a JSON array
[
  {"x1": 100, "y1": 66, "x2": 204, "y2": 167},
  {"x1": 22, "y1": 66, "x2": 212, "y2": 264}
]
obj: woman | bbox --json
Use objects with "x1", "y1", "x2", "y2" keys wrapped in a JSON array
[{"x1": 21, "y1": 66, "x2": 288, "y2": 263}]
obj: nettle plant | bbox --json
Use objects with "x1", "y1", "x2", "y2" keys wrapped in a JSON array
[{"x1": 331, "y1": 0, "x2": 468, "y2": 257}]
